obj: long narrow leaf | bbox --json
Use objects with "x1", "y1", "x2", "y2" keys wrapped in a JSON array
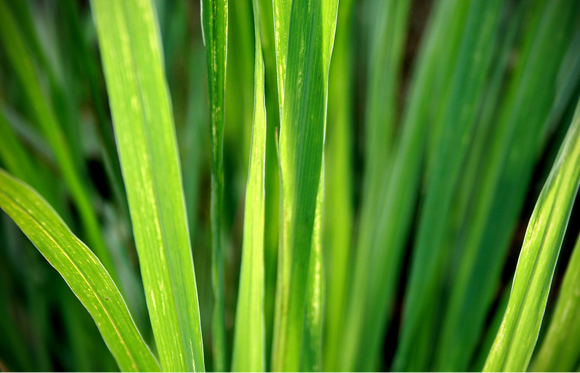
[
  {"x1": 0, "y1": 169, "x2": 159, "y2": 372},
  {"x1": 272, "y1": 0, "x2": 338, "y2": 370},
  {"x1": 484, "y1": 97, "x2": 580, "y2": 372},
  {"x1": 393, "y1": 0, "x2": 503, "y2": 369},
  {"x1": 300, "y1": 170, "x2": 324, "y2": 372},
  {"x1": 440, "y1": 2, "x2": 580, "y2": 370},
  {"x1": 322, "y1": 0, "x2": 355, "y2": 369},
  {"x1": 231, "y1": 0, "x2": 267, "y2": 369},
  {"x1": 200, "y1": 0, "x2": 228, "y2": 369},
  {"x1": 341, "y1": 0, "x2": 463, "y2": 369},
  {"x1": 90, "y1": 0, "x2": 205, "y2": 370}
]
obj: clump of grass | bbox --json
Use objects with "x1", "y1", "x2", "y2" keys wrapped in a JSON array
[{"x1": 0, "y1": 0, "x2": 579, "y2": 372}]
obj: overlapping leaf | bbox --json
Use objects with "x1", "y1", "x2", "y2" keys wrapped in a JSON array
[
  {"x1": 231, "y1": 0, "x2": 267, "y2": 370},
  {"x1": 90, "y1": 0, "x2": 205, "y2": 370},
  {"x1": 271, "y1": 0, "x2": 338, "y2": 370}
]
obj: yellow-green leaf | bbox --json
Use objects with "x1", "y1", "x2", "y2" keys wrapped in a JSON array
[
  {"x1": 484, "y1": 97, "x2": 580, "y2": 372},
  {"x1": 0, "y1": 169, "x2": 159, "y2": 372},
  {"x1": 90, "y1": 0, "x2": 205, "y2": 370},
  {"x1": 231, "y1": 0, "x2": 267, "y2": 370}
]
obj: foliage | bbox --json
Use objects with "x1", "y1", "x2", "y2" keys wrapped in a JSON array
[{"x1": 0, "y1": 0, "x2": 579, "y2": 372}]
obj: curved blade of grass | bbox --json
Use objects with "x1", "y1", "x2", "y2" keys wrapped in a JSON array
[
  {"x1": 483, "y1": 97, "x2": 580, "y2": 372},
  {"x1": 532, "y1": 232, "x2": 580, "y2": 371},
  {"x1": 90, "y1": 0, "x2": 205, "y2": 370},
  {"x1": 200, "y1": 0, "x2": 228, "y2": 369},
  {"x1": 271, "y1": 0, "x2": 338, "y2": 370},
  {"x1": 439, "y1": 2, "x2": 580, "y2": 369},
  {"x1": 0, "y1": 168, "x2": 159, "y2": 372},
  {"x1": 231, "y1": 0, "x2": 267, "y2": 370},
  {"x1": 0, "y1": 0, "x2": 115, "y2": 281}
]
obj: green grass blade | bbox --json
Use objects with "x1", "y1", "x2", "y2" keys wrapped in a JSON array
[
  {"x1": 342, "y1": 0, "x2": 471, "y2": 369},
  {"x1": 432, "y1": 5, "x2": 523, "y2": 368},
  {"x1": 532, "y1": 233, "x2": 580, "y2": 371},
  {"x1": 200, "y1": 0, "x2": 228, "y2": 369},
  {"x1": 439, "y1": 2, "x2": 580, "y2": 369},
  {"x1": 393, "y1": 0, "x2": 503, "y2": 370},
  {"x1": 272, "y1": 0, "x2": 338, "y2": 370},
  {"x1": 362, "y1": 0, "x2": 410, "y2": 208},
  {"x1": 182, "y1": 42, "x2": 208, "y2": 258},
  {"x1": 226, "y1": 0, "x2": 254, "y2": 175},
  {"x1": 272, "y1": 0, "x2": 291, "y2": 110},
  {"x1": 0, "y1": 0, "x2": 115, "y2": 280},
  {"x1": 484, "y1": 97, "x2": 580, "y2": 372},
  {"x1": 0, "y1": 168, "x2": 159, "y2": 372},
  {"x1": 90, "y1": 0, "x2": 205, "y2": 370},
  {"x1": 339, "y1": 0, "x2": 411, "y2": 369},
  {"x1": 470, "y1": 282, "x2": 511, "y2": 371},
  {"x1": 231, "y1": 0, "x2": 267, "y2": 370},
  {"x1": 300, "y1": 171, "x2": 324, "y2": 372},
  {"x1": 322, "y1": 0, "x2": 355, "y2": 369},
  {"x1": 256, "y1": 0, "x2": 281, "y2": 367}
]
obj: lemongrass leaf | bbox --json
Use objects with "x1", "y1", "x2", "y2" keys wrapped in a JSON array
[
  {"x1": 231, "y1": 0, "x2": 267, "y2": 369},
  {"x1": 484, "y1": 97, "x2": 580, "y2": 372},
  {"x1": 272, "y1": 0, "x2": 338, "y2": 370},
  {"x1": 90, "y1": 0, "x2": 205, "y2": 370},
  {"x1": 440, "y1": 2, "x2": 580, "y2": 370},
  {"x1": 200, "y1": 0, "x2": 228, "y2": 369},
  {"x1": 340, "y1": 0, "x2": 411, "y2": 369},
  {"x1": 0, "y1": 169, "x2": 159, "y2": 372},
  {"x1": 393, "y1": 0, "x2": 503, "y2": 370},
  {"x1": 300, "y1": 170, "x2": 324, "y2": 372},
  {"x1": 322, "y1": 0, "x2": 355, "y2": 369}
]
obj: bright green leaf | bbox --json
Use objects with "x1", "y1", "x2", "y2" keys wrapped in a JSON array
[
  {"x1": 272, "y1": 0, "x2": 338, "y2": 370},
  {"x1": 484, "y1": 97, "x2": 580, "y2": 372},
  {"x1": 90, "y1": 0, "x2": 205, "y2": 370},
  {"x1": 0, "y1": 168, "x2": 159, "y2": 372},
  {"x1": 232, "y1": 0, "x2": 267, "y2": 370}
]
